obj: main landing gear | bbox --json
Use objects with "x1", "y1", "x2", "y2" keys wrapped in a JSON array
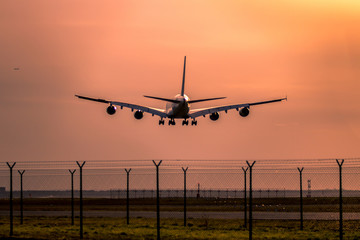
[
  {"x1": 159, "y1": 119, "x2": 197, "y2": 126},
  {"x1": 168, "y1": 119, "x2": 176, "y2": 125}
]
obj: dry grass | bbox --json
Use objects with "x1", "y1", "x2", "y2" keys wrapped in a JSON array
[{"x1": 0, "y1": 217, "x2": 360, "y2": 239}]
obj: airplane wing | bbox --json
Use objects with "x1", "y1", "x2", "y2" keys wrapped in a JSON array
[
  {"x1": 188, "y1": 97, "x2": 287, "y2": 119},
  {"x1": 75, "y1": 95, "x2": 168, "y2": 118}
]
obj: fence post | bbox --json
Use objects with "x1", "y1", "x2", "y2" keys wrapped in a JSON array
[
  {"x1": 297, "y1": 167, "x2": 304, "y2": 230},
  {"x1": 242, "y1": 167, "x2": 248, "y2": 228},
  {"x1": 76, "y1": 161, "x2": 86, "y2": 239},
  {"x1": 125, "y1": 168, "x2": 131, "y2": 225},
  {"x1": 246, "y1": 161, "x2": 256, "y2": 240},
  {"x1": 18, "y1": 170, "x2": 25, "y2": 225},
  {"x1": 69, "y1": 169, "x2": 76, "y2": 226},
  {"x1": 6, "y1": 162, "x2": 16, "y2": 236},
  {"x1": 336, "y1": 159, "x2": 344, "y2": 240},
  {"x1": 182, "y1": 167, "x2": 188, "y2": 227},
  {"x1": 153, "y1": 160, "x2": 162, "y2": 240}
]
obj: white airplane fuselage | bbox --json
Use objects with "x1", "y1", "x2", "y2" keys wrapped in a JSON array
[{"x1": 165, "y1": 94, "x2": 190, "y2": 119}]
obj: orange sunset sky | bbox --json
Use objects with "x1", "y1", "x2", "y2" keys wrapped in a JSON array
[{"x1": 1, "y1": 0, "x2": 360, "y2": 163}]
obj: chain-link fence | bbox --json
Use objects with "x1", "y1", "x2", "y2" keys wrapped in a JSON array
[{"x1": 0, "y1": 158, "x2": 360, "y2": 239}]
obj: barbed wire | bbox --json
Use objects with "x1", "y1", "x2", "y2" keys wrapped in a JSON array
[
  {"x1": 0, "y1": 158, "x2": 359, "y2": 178},
  {"x1": 2, "y1": 157, "x2": 359, "y2": 164}
]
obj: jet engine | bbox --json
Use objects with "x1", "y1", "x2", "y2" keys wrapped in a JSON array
[
  {"x1": 209, "y1": 112, "x2": 219, "y2": 121},
  {"x1": 239, "y1": 107, "x2": 249, "y2": 117},
  {"x1": 106, "y1": 105, "x2": 116, "y2": 115},
  {"x1": 134, "y1": 110, "x2": 144, "y2": 119}
]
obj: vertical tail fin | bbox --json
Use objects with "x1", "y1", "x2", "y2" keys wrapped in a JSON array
[{"x1": 181, "y1": 56, "x2": 186, "y2": 96}]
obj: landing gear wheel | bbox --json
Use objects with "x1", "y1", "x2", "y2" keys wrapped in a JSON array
[
  {"x1": 191, "y1": 120, "x2": 197, "y2": 126},
  {"x1": 182, "y1": 120, "x2": 189, "y2": 126}
]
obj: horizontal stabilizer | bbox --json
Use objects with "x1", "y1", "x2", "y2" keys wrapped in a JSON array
[
  {"x1": 144, "y1": 95, "x2": 181, "y2": 103},
  {"x1": 188, "y1": 97, "x2": 226, "y2": 104}
]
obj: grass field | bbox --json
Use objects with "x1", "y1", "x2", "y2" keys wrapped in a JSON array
[
  {"x1": 1, "y1": 217, "x2": 360, "y2": 239},
  {"x1": 1, "y1": 197, "x2": 359, "y2": 239}
]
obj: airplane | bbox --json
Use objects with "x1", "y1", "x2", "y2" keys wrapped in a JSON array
[{"x1": 75, "y1": 56, "x2": 286, "y2": 126}]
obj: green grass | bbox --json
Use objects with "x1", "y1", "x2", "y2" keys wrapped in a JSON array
[{"x1": 1, "y1": 217, "x2": 360, "y2": 239}]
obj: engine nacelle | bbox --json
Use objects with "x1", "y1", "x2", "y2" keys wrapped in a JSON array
[
  {"x1": 239, "y1": 107, "x2": 249, "y2": 117},
  {"x1": 134, "y1": 110, "x2": 143, "y2": 119},
  {"x1": 106, "y1": 105, "x2": 116, "y2": 115},
  {"x1": 209, "y1": 112, "x2": 219, "y2": 121}
]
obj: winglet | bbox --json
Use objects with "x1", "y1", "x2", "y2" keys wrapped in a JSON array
[{"x1": 181, "y1": 56, "x2": 186, "y2": 96}]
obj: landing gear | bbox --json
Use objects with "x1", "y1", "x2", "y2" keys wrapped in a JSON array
[
  {"x1": 191, "y1": 120, "x2": 197, "y2": 126},
  {"x1": 159, "y1": 119, "x2": 165, "y2": 125},
  {"x1": 168, "y1": 119, "x2": 176, "y2": 125},
  {"x1": 182, "y1": 120, "x2": 189, "y2": 126}
]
